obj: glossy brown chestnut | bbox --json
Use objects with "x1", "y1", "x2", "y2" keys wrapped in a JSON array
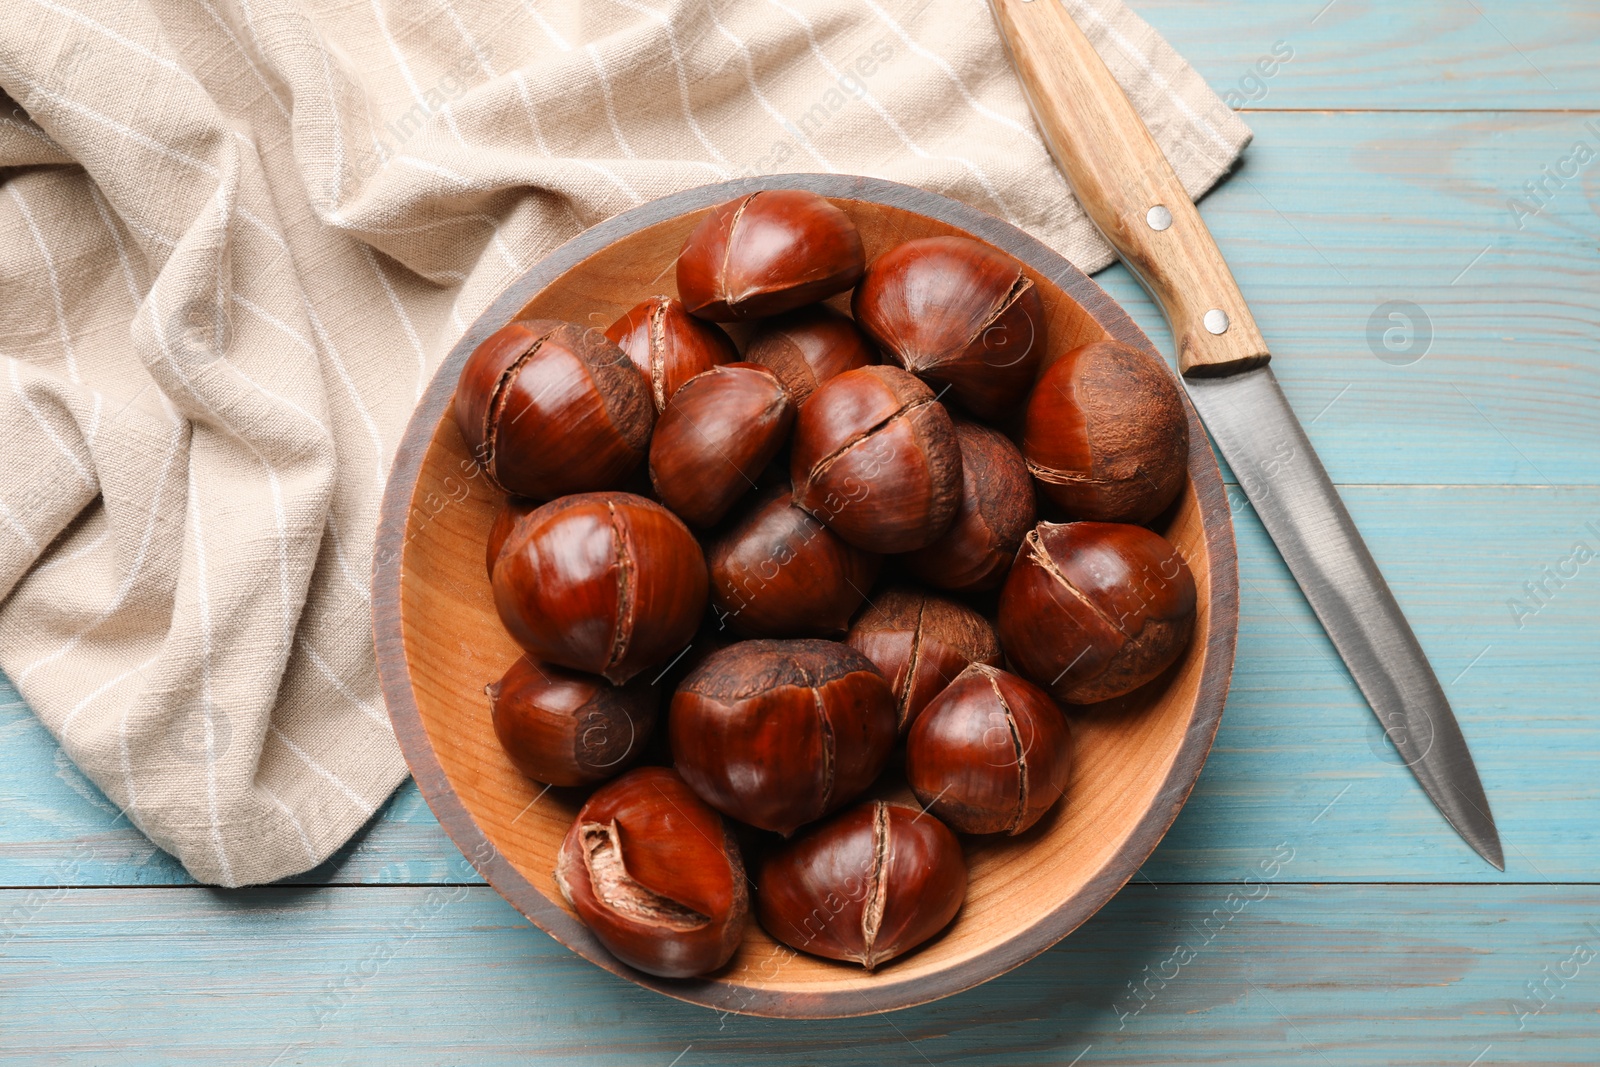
[
  {"x1": 555, "y1": 766, "x2": 748, "y2": 978},
  {"x1": 903, "y1": 421, "x2": 1035, "y2": 592},
  {"x1": 648, "y1": 363, "x2": 794, "y2": 529},
  {"x1": 676, "y1": 190, "x2": 865, "y2": 321},
  {"x1": 998, "y1": 521, "x2": 1197, "y2": 704},
  {"x1": 492, "y1": 492, "x2": 708, "y2": 684},
  {"x1": 706, "y1": 486, "x2": 880, "y2": 638},
  {"x1": 453, "y1": 318, "x2": 651, "y2": 500},
  {"x1": 742, "y1": 304, "x2": 877, "y2": 405},
  {"x1": 1022, "y1": 340, "x2": 1189, "y2": 523},
  {"x1": 756, "y1": 800, "x2": 966, "y2": 970},
  {"x1": 488, "y1": 656, "x2": 656, "y2": 786},
  {"x1": 604, "y1": 296, "x2": 738, "y2": 413},
  {"x1": 851, "y1": 236, "x2": 1046, "y2": 420},
  {"x1": 670, "y1": 640, "x2": 897, "y2": 836},
  {"x1": 790, "y1": 365, "x2": 962, "y2": 554},
  {"x1": 845, "y1": 587, "x2": 1002, "y2": 734},
  {"x1": 485, "y1": 497, "x2": 537, "y2": 577},
  {"x1": 905, "y1": 663, "x2": 1073, "y2": 835}
]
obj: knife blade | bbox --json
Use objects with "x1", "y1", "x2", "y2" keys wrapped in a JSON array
[{"x1": 988, "y1": 0, "x2": 1502, "y2": 867}]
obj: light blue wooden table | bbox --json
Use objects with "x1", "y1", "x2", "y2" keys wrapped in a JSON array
[{"x1": 5, "y1": 2, "x2": 1597, "y2": 1062}]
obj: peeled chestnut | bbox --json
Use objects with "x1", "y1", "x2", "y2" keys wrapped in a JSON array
[
  {"x1": 1022, "y1": 340, "x2": 1189, "y2": 523},
  {"x1": 486, "y1": 497, "x2": 537, "y2": 577},
  {"x1": 604, "y1": 296, "x2": 738, "y2": 413},
  {"x1": 454, "y1": 318, "x2": 651, "y2": 500},
  {"x1": 492, "y1": 492, "x2": 708, "y2": 684},
  {"x1": 676, "y1": 190, "x2": 865, "y2": 321},
  {"x1": 906, "y1": 663, "x2": 1072, "y2": 835},
  {"x1": 790, "y1": 365, "x2": 962, "y2": 554},
  {"x1": 555, "y1": 767, "x2": 748, "y2": 978},
  {"x1": 852, "y1": 236, "x2": 1046, "y2": 420},
  {"x1": 998, "y1": 521, "x2": 1197, "y2": 703},
  {"x1": 757, "y1": 800, "x2": 966, "y2": 970},
  {"x1": 742, "y1": 304, "x2": 876, "y2": 405},
  {"x1": 706, "y1": 486, "x2": 879, "y2": 638},
  {"x1": 670, "y1": 639, "x2": 897, "y2": 836},
  {"x1": 648, "y1": 363, "x2": 794, "y2": 529},
  {"x1": 489, "y1": 656, "x2": 655, "y2": 786},
  {"x1": 903, "y1": 421, "x2": 1035, "y2": 592},
  {"x1": 846, "y1": 587, "x2": 1001, "y2": 734}
]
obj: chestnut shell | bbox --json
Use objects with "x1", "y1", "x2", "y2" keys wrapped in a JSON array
[
  {"x1": 742, "y1": 304, "x2": 877, "y2": 405},
  {"x1": 604, "y1": 296, "x2": 738, "y2": 413},
  {"x1": 488, "y1": 656, "x2": 656, "y2": 786},
  {"x1": 903, "y1": 420, "x2": 1035, "y2": 592},
  {"x1": 845, "y1": 587, "x2": 1002, "y2": 734}
]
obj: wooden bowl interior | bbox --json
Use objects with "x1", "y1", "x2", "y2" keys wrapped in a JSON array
[{"x1": 393, "y1": 195, "x2": 1224, "y2": 1011}]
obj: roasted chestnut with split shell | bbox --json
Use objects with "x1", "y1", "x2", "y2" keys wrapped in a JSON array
[
  {"x1": 604, "y1": 296, "x2": 738, "y2": 413},
  {"x1": 998, "y1": 521, "x2": 1197, "y2": 703},
  {"x1": 488, "y1": 656, "x2": 656, "y2": 787},
  {"x1": 676, "y1": 190, "x2": 865, "y2": 321},
  {"x1": 757, "y1": 800, "x2": 967, "y2": 971},
  {"x1": 1022, "y1": 340, "x2": 1189, "y2": 524},
  {"x1": 852, "y1": 236, "x2": 1046, "y2": 420},
  {"x1": 486, "y1": 497, "x2": 537, "y2": 577},
  {"x1": 790, "y1": 365, "x2": 963, "y2": 554},
  {"x1": 903, "y1": 420, "x2": 1035, "y2": 592},
  {"x1": 648, "y1": 363, "x2": 794, "y2": 529},
  {"x1": 845, "y1": 587, "x2": 1002, "y2": 734},
  {"x1": 491, "y1": 492, "x2": 708, "y2": 684},
  {"x1": 742, "y1": 304, "x2": 877, "y2": 405},
  {"x1": 670, "y1": 639, "x2": 897, "y2": 836},
  {"x1": 706, "y1": 486, "x2": 880, "y2": 638},
  {"x1": 453, "y1": 318, "x2": 652, "y2": 500},
  {"x1": 906, "y1": 663, "x2": 1073, "y2": 835},
  {"x1": 555, "y1": 767, "x2": 748, "y2": 978}
]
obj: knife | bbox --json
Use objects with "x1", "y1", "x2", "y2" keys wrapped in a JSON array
[{"x1": 987, "y1": 0, "x2": 1502, "y2": 868}]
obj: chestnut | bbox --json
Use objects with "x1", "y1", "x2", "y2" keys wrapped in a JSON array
[
  {"x1": 488, "y1": 656, "x2": 655, "y2": 786},
  {"x1": 706, "y1": 486, "x2": 880, "y2": 638},
  {"x1": 998, "y1": 521, "x2": 1196, "y2": 704},
  {"x1": 852, "y1": 236, "x2": 1046, "y2": 420},
  {"x1": 648, "y1": 363, "x2": 794, "y2": 529},
  {"x1": 903, "y1": 421, "x2": 1035, "y2": 592},
  {"x1": 670, "y1": 639, "x2": 897, "y2": 836},
  {"x1": 845, "y1": 587, "x2": 1001, "y2": 734},
  {"x1": 676, "y1": 190, "x2": 865, "y2": 321},
  {"x1": 905, "y1": 663, "x2": 1072, "y2": 835},
  {"x1": 742, "y1": 304, "x2": 876, "y2": 405},
  {"x1": 486, "y1": 497, "x2": 537, "y2": 577},
  {"x1": 756, "y1": 800, "x2": 966, "y2": 970},
  {"x1": 790, "y1": 365, "x2": 963, "y2": 554},
  {"x1": 454, "y1": 318, "x2": 652, "y2": 500},
  {"x1": 1022, "y1": 340, "x2": 1189, "y2": 523},
  {"x1": 604, "y1": 296, "x2": 738, "y2": 413},
  {"x1": 492, "y1": 492, "x2": 708, "y2": 684},
  {"x1": 555, "y1": 766, "x2": 748, "y2": 978}
]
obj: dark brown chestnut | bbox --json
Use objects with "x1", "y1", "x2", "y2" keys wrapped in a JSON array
[
  {"x1": 453, "y1": 318, "x2": 651, "y2": 500},
  {"x1": 706, "y1": 486, "x2": 880, "y2": 638},
  {"x1": 845, "y1": 587, "x2": 1002, "y2": 734},
  {"x1": 905, "y1": 663, "x2": 1072, "y2": 835},
  {"x1": 790, "y1": 365, "x2": 962, "y2": 554},
  {"x1": 604, "y1": 296, "x2": 738, "y2": 413},
  {"x1": 648, "y1": 363, "x2": 794, "y2": 529},
  {"x1": 756, "y1": 800, "x2": 966, "y2": 970},
  {"x1": 742, "y1": 304, "x2": 876, "y2": 405},
  {"x1": 555, "y1": 766, "x2": 748, "y2": 978},
  {"x1": 488, "y1": 656, "x2": 655, "y2": 786},
  {"x1": 670, "y1": 639, "x2": 897, "y2": 836},
  {"x1": 492, "y1": 492, "x2": 708, "y2": 684},
  {"x1": 486, "y1": 497, "x2": 537, "y2": 577},
  {"x1": 1022, "y1": 340, "x2": 1189, "y2": 523},
  {"x1": 998, "y1": 521, "x2": 1196, "y2": 704},
  {"x1": 676, "y1": 190, "x2": 865, "y2": 321},
  {"x1": 903, "y1": 421, "x2": 1035, "y2": 592},
  {"x1": 851, "y1": 236, "x2": 1046, "y2": 420}
]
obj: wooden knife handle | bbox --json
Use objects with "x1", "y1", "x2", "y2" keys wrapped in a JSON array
[{"x1": 989, "y1": 0, "x2": 1269, "y2": 378}]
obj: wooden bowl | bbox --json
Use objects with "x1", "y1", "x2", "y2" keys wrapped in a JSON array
[{"x1": 374, "y1": 175, "x2": 1237, "y2": 1018}]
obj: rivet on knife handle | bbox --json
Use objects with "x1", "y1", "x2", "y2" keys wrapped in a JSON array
[{"x1": 989, "y1": 0, "x2": 1271, "y2": 379}]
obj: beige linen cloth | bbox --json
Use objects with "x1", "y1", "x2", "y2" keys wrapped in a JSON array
[{"x1": 0, "y1": 0, "x2": 1250, "y2": 886}]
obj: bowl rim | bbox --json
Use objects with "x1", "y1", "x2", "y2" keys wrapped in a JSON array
[{"x1": 373, "y1": 173, "x2": 1238, "y2": 1019}]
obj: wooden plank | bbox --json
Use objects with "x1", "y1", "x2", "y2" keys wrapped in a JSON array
[{"x1": 2, "y1": 883, "x2": 1595, "y2": 1062}]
